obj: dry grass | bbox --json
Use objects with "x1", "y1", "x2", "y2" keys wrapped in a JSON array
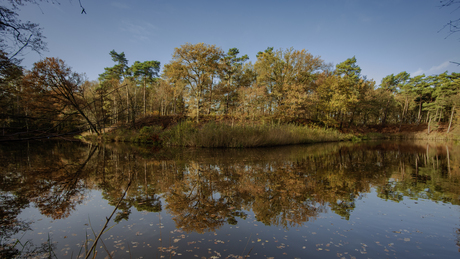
[{"x1": 161, "y1": 121, "x2": 353, "y2": 148}]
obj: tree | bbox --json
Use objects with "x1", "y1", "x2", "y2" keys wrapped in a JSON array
[
  {"x1": 30, "y1": 57, "x2": 100, "y2": 134},
  {"x1": 0, "y1": 1, "x2": 47, "y2": 66},
  {"x1": 131, "y1": 60, "x2": 160, "y2": 115},
  {"x1": 331, "y1": 57, "x2": 371, "y2": 129},
  {"x1": 254, "y1": 47, "x2": 326, "y2": 117},
  {"x1": 423, "y1": 72, "x2": 460, "y2": 133},
  {"x1": 99, "y1": 50, "x2": 130, "y2": 82},
  {"x1": 440, "y1": 0, "x2": 460, "y2": 37},
  {"x1": 99, "y1": 50, "x2": 133, "y2": 124},
  {"x1": 218, "y1": 48, "x2": 249, "y2": 115},
  {"x1": 408, "y1": 75, "x2": 431, "y2": 123},
  {"x1": 0, "y1": 50, "x2": 25, "y2": 136},
  {"x1": 164, "y1": 43, "x2": 224, "y2": 122},
  {"x1": 335, "y1": 56, "x2": 361, "y2": 83},
  {"x1": 379, "y1": 71, "x2": 410, "y2": 126}
]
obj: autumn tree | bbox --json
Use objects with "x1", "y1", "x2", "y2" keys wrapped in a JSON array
[
  {"x1": 164, "y1": 43, "x2": 224, "y2": 122},
  {"x1": 29, "y1": 57, "x2": 100, "y2": 134},
  {"x1": 327, "y1": 57, "x2": 372, "y2": 128},
  {"x1": 254, "y1": 47, "x2": 326, "y2": 118}
]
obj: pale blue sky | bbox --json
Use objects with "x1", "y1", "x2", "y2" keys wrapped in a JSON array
[{"x1": 15, "y1": 0, "x2": 460, "y2": 85}]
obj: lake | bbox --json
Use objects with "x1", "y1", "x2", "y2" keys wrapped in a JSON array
[{"x1": 1, "y1": 140, "x2": 459, "y2": 258}]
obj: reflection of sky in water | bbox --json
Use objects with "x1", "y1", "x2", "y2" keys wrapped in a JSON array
[{"x1": 15, "y1": 188, "x2": 460, "y2": 258}]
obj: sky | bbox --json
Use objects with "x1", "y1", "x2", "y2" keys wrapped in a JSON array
[{"x1": 12, "y1": 0, "x2": 460, "y2": 85}]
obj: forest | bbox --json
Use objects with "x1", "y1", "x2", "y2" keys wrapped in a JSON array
[{"x1": 1, "y1": 42, "x2": 459, "y2": 141}]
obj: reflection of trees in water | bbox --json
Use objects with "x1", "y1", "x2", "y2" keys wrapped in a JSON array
[
  {"x1": 1, "y1": 141, "x2": 459, "y2": 239},
  {"x1": 0, "y1": 142, "x2": 91, "y2": 257},
  {"x1": 375, "y1": 143, "x2": 460, "y2": 205},
  {"x1": 0, "y1": 192, "x2": 32, "y2": 258},
  {"x1": 0, "y1": 144, "x2": 96, "y2": 220},
  {"x1": 163, "y1": 162, "x2": 248, "y2": 233}
]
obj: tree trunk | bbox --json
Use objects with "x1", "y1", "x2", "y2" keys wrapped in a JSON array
[
  {"x1": 417, "y1": 96, "x2": 422, "y2": 123},
  {"x1": 348, "y1": 110, "x2": 355, "y2": 129},
  {"x1": 196, "y1": 98, "x2": 200, "y2": 123},
  {"x1": 427, "y1": 115, "x2": 431, "y2": 134},
  {"x1": 126, "y1": 85, "x2": 130, "y2": 124},
  {"x1": 143, "y1": 78, "x2": 147, "y2": 116},
  {"x1": 447, "y1": 104, "x2": 455, "y2": 133},
  {"x1": 381, "y1": 97, "x2": 391, "y2": 126}
]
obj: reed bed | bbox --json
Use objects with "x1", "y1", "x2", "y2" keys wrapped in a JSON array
[{"x1": 160, "y1": 121, "x2": 353, "y2": 148}]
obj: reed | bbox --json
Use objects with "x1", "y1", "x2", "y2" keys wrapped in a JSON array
[{"x1": 161, "y1": 121, "x2": 353, "y2": 148}]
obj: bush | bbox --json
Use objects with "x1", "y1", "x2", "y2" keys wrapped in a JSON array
[{"x1": 134, "y1": 126, "x2": 163, "y2": 144}]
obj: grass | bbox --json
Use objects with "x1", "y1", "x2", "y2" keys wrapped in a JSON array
[
  {"x1": 80, "y1": 117, "x2": 460, "y2": 147},
  {"x1": 159, "y1": 121, "x2": 353, "y2": 148},
  {"x1": 81, "y1": 120, "x2": 354, "y2": 148}
]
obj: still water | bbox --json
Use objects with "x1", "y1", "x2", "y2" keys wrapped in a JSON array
[{"x1": 1, "y1": 140, "x2": 459, "y2": 258}]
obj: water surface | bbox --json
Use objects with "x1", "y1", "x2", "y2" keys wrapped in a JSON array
[{"x1": 1, "y1": 140, "x2": 459, "y2": 258}]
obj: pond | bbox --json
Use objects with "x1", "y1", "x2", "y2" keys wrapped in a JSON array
[{"x1": 1, "y1": 140, "x2": 459, "y2": 258}]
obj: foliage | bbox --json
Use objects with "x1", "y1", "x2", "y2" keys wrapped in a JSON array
[
  {"x1": 1, "y1": 43, "x2": 460, "y2": 140},
  {"x1": 134, "y1": 125, "x2": 163, "y2": 144},
  {"x1": 164, "y1": 43, "x2": 224, "y2": 122}
]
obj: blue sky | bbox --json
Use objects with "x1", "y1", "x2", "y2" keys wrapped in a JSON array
[{"x1": 15, "y1": 0, "x2": 460, "y2": 85}]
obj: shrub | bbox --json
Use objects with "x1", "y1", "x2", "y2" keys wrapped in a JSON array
[{"x1": 135, "y1": 126, "x2": 163, "y2": 145}]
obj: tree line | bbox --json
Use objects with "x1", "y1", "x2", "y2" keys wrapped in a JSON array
[{"x1": 1, "y1": 42, "x2": 459, "y2": 138}]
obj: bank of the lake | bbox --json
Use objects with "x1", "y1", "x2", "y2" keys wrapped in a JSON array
[
  {"x1": 80, "y1": 115, "x2": 460, "y2": 147},
  {"x1": 81, "y1": 119, "x2": 356, "y2": 148}
]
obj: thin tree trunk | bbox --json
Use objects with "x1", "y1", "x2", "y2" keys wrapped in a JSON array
[
  {"x1": 447, "y1": 104, "x2": 455, "y2": 133},
  {"x1": 438, "y1": 108, "x2": 442, "y2": 123},
  {"x1": 427, "y1": 115, "x2": 431, "y2": 134},
  {"x1": 126, "y1": 85, "x2": 130, "y2": 124},
  {"x1": 196, "y1": 96, "x2": 200, "y2": 123},
  {"x1": 434, "y1": 108, "x2": 439, "y2": 124},
  {"x1": 143, "y1": 78, "x2": 147, "y2": 116},
  {"x1": 348, "y1": 110, "x2": 355, "y2": 129},
  {"x1": 417, "y1": 96, "x2": 422, "y2": 123}
]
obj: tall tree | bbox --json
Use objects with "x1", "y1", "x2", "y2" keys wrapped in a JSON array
[
  {"x1": 408, "y1": 75, "x2": 431, "y2": 123},
  {"x1": 30, "y1": 57, "x2": 100, "y2": 134},
  {"x1": 99, "y1": 50, "x2": 133, "y2": 123},
  {"x1": 332, "y1": 57, "x2": 369, "y2": 129},
  {"x1": 219, "y1": 48, "x2": 249, "y2": 115},
  {"x1": 164, "y1": 43, "x2": 224, "y2": 122},
  {"x1": 131, "y1": 60, "x2": 160, "y2": 115},
  {"x1": 380, "y1": 71, "x2": 410, "y2": 126},
  {"x1": 254, "y1": 47, "x2": 326, "y2": 117}
]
